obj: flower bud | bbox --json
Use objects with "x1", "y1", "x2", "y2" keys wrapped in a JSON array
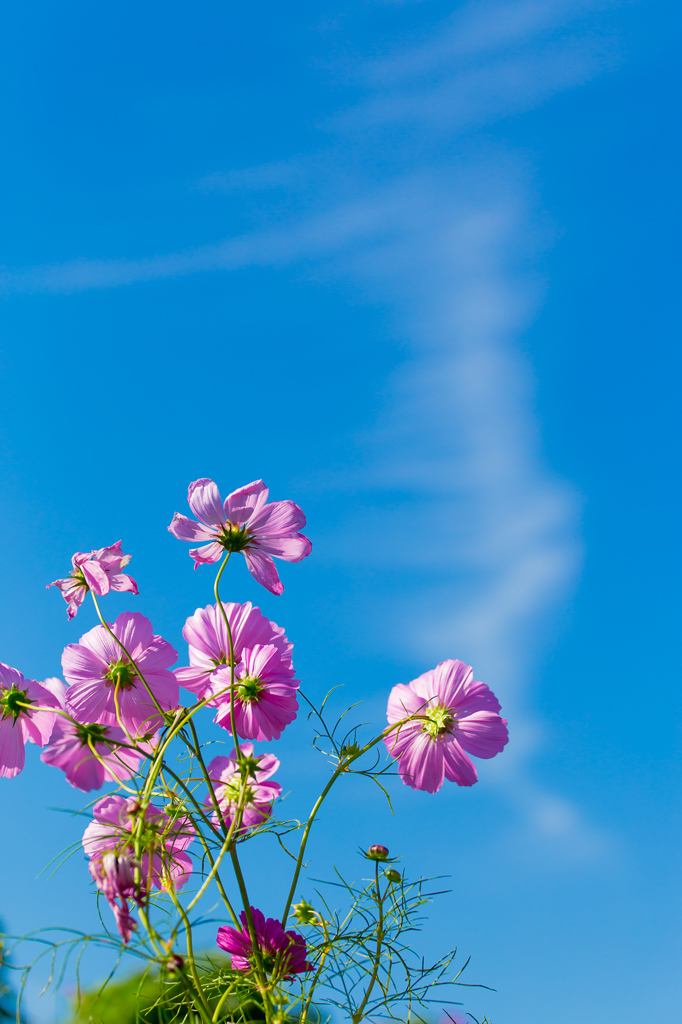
[
  {"x1": 384, "y1": 869, "x2": 401, "y2": 884},
  {"x1": 293, "y1": 899, "x2": 320, "y2": 926},
  {"x1": 367, "y1": 845, "x2": 389, "y2": 860},
  {"x1": 166, "y1": 954, "x2": 184, "y2": 973}
]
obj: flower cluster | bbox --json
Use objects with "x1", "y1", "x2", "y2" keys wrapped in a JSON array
[
  {"x1": 82, "y1": 795, "x2": 195, "y2": 892},
  {"x1": 2, "y1": 474, "x2": 510, "y2": 1014},
  {"x1": 82, "y1": 794, "x2": 195, "y2": 941},
  {"x1": 175, "y1": 600, "x2": 292, "y2": 698}
]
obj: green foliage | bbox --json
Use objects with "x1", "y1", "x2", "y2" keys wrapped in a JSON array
[
  {"x1": 70, "y1": 970, "x2": 167, "y2": 1024},
  {"x1": 68, "y1": 957, "x2": 267, "y2": 1024}
]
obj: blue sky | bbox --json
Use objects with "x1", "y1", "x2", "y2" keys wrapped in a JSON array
[{"x1": 0, "y1": 1, "x2": 680, "y2": 1021}]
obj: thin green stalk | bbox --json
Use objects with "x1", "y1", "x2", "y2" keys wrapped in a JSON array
[
  {"x1": 213, "y1": 553, "x2": 241, "y2": 759},
  {"x1": 85, "y1": 737, "x2": 137, "y2": 793},
  {"x1": 112, "y1": 679, "x2": 137, "y2": 746},
  {"x1": 300, "y1": 915, "x2": 331, "y2": 1024},
  {"x1": 211, "y1": 981, "x2": 237, "y2": 1023},
  {"x1": 16, "y1": 703, "x2": 73, "y2": 720},
  {"x1": 351, "y1": 861, "x2": 385, "y2": 1024},
  {"x1": 229, "y1": 848, "x2": 267, "y2": 991},
  {"x1": 137, "y1": 906, "x2": 165, "y2": 959},
  {"x1": 166, "y1": 886, "x2": 214, "y2": 1024},
  {"x1": 186, "y1": 800, "x2": 246, "y2": 915},
  {"x1": 188, "y1": 719, "x2": 227, "y2": 831}
]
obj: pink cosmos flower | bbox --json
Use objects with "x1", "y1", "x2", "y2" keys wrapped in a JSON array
[
  {"x1": 208, "y1": 645, "x2": 299, "y2": 742},
  {"x1": 82, "y1": 794, "x2": 194, "y2": 891},
  {"x1": 205, "y1": 744, "x2": 281, "y2": 833},
  {"x1": 41, "y1": 716, "x2": 149, "y2": 792},
  {"x1": 0, "y1": 666, "x2": 62, "y2": 779},
  {"x1": 217, "y1": 907, "x2": 312, "y2": 976},
  {"x1": 168, "y1": 478, "x2": 312, "y2": 596},
  {"x1": 384, "y1": 659, "x2": 508, "y2": 794},
  {"x1": 62, "y1": 612, "x2": 179, "y2": 733},
  {"x1": 89, "y1": 852, "x2": 145, "y2": 943},
  {"x1": 175, "y1": 600, "x2": 292, "y2": 699},
  {"x1": 48, "y1": 541, "x2": 138, "y2": 619}
]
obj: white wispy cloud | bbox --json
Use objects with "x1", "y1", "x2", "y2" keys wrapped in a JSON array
[
  {"x1": 361, "y1": 0, "x2": 611, "y2": 84},
  {"x1": 300, "y1": 169, "x2": 600, "y2": 857}
]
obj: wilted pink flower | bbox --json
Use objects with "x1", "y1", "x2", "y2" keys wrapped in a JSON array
[
  {"x1": 168, "y1": 478, "x2": 311, "y2": 595},
  {"x1": 83, "y1": 794, "x2": 194, "y2": 891},
  {"x1": 384, "y1": 659, "x2": 508, "y2": 793},
  {"x1": 62, "y1": 612, "x2": 178, "y2": 733},
  {"x1": 175, "y1": 600, "x2": 293, "y2": 699},
  {"x1": 217, "y1": 907, "x2": 311, "y2": 976},
  {"x1": 41, "y1": 716, "x2": 149, "y2": 792},
  {"x1": 208, "y1": 645, "x2": 299, "y2": 742},
  {"x1": 0, "y1": 666, "x2": 62, "y2": 779},
  {"x1": 48, "y1": 541, "x2": 138, "y2": 619},
  {"x1": 205, "y1": 744, "x2": 281, "y2": 833},
  {"x1": 89, "y1": 851, "x2": 144, "y2": 943}
]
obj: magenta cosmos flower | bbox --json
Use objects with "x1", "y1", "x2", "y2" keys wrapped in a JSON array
[
  {"x1": 62, "y1": 612, "x2": 178, "y2": 733},
  {"x1": 205, "y1": 744, "x2": 281, "y2": 833},
  {"x1": 41, "y1": 715, "x2": 148, "y2": 792},
  {"x1": 168, "y1": 478, "x2": 311, "y2": 596},
  {"x1": 384, "y1": 659, "x2": 508, "y2": 793},
  {"x1": 48, "y1": 541, "x2": 138, "y2": 619},
  {"x1": 217, "y1": 907, "x2": 311, "y2": 976},
  {"x1": 83, "y1": 794, "x2": 194, "y2": 891},
  {"x1": 0, "y1": 667, "x2": 62, "y2": 779},
  {"x1": 89, "y1": 852, "x2": 144, "y2": 943},
  {"x1": 207, "y1": 644, "x2": 299, "y2": 742},
  {"x1": 175, "y1": 600, "x2": 292, "y2": 699}
]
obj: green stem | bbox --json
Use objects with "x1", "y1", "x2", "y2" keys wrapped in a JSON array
[
  {"x1": 300, "y1": 916, "x2": 330, "y2": 1024},
  {"x1": 213, "y1": 553, "x2": 241, "y2": 760},
  {"x1": 188, "y1": 719, "x2": 227, "y2": 831},
  {"x1": 186, "y1": 802, "x2": 246, "y2": 915},
  {"x1": 16, "y1": 703, "x2": 73, "y2": 720},
  {"x1": 229, "y1": 848, "x2": 268, "y2": 991},
  {"x1": 85, "y1": 736, "x2": 137, "y2": 793},
  {"x1": 166, "y1": 886, "x2": 214, "y2": 1024},
  {"x1": 211, "y1": 982, "x2": 237, "y2": 1023},
  {"x1": 351, "y1": 861, "x2": 384, "y2": 1024},
  {"x1": 137, "y1": 905, "x2": 165, "y2": 959}
]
